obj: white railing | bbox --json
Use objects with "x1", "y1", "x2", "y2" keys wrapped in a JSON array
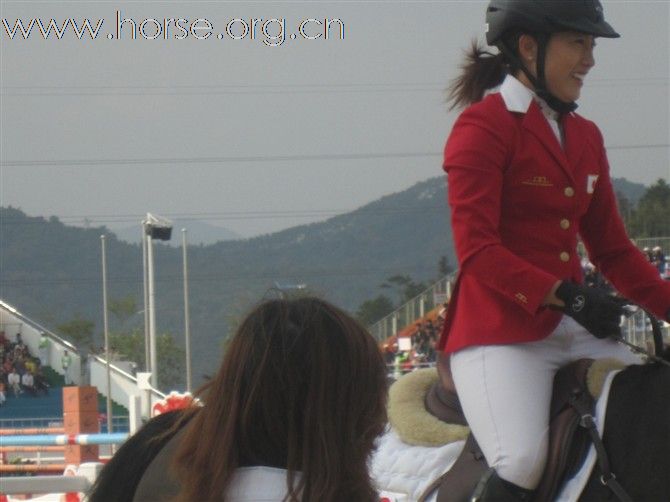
[
  {"x1": 0, "y1": 462, "x2": 103, "y2": 496},
  {"x1": 89, "y1": 355, "x2": 165, "y2": 421},
  {"x1": 368, "y1": 272, "x2": 456, "y2": 343},
  {"x1": 632, "y1": 236, "x2": 670, "y2": 252},
  {"x1": 623, "y1": 308, "x2": 670, "y2": 353}
]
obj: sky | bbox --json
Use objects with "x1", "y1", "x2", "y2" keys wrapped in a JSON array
[{"x1": 1, "y1": 0, "x2": 668, "y2": 238}]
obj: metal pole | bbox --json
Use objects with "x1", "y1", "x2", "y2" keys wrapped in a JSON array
[
  {"x1": 147, "y1": 234, "x2": 158, "y2": 389},
  {"x1": 100, "y1": 235, "x2": 113, "y2": 435},
  {"x1": 141, "y1": 222, "x2": 152, "y2": 418},
  {"x1": 141, "y1": 222, "x2": 150, "y2": 374},
  {"x1": 181, "y1": 229, "x2": 192, "y2": 393}
]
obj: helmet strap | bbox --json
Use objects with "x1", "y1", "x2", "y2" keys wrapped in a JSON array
[{"x1": 499, "y1": 34, "x2": 578, "y2": 115}]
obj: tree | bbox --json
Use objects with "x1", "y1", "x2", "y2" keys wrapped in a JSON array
[
  {"x1": 380, "y1": 275, "x2": 427, "y2": 304},
  {"x1": 615, "y1": 190, "x2": 633, "y2": 230},
  {"x1": 57, "y1": 316, "x2": 95, "y2": 349},
  {"x1": 629, "y1": 179, "x2": 670, "y2": 238},
  {"x1": 437, "y1": 255, "x2": 454, "y2": 277},
  {"x1": 109, "y1": 328, "x2": 185, "y2": 391},
  {"x1": 156, "y1": 333, "x2": 185, "y2": 390},
  {"x1": 355, "y1": 295, "x2": 395, "y2": 326},
  {"x1": 109, "y1": 328, "x2": 145, "y2": 367},
  {"x1": 108, "y1": 296, "x2": 139, "y2": 327}
]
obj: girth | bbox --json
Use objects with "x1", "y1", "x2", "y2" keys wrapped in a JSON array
[{"x1": 420, "y1": 358, "x2": 596, "y2": 502}]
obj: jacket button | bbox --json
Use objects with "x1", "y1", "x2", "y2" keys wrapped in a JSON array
[
  {"x1": 564, "y1": 187, "x2": 575, "y2": 197},
  {"x1": 560, "y1": 219, "x2": 570, "y2": 230},
  {"x1": 560, "y1": 252, "x2": 570, "y2": 262}
]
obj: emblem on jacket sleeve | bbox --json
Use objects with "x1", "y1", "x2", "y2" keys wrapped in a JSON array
[{"x1": 587, "y1": 174, "x2": 599, "y2": 194}]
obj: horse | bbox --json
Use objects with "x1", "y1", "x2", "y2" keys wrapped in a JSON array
[{"x1": 371, "y1": 334, "x2": 670, "y2": 501}]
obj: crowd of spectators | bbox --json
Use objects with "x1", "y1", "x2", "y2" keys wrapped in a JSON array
[
  {"x1": 0, "y1": 331, "x2": 50, "y2": 405},
  {"x1": 643, "y1": 246, "x2": 668, "y2": 279},
  {"x1": 383, "y1": 301, "x2": 449, "y2": 375}
]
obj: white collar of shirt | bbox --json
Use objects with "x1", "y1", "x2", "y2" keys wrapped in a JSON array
[
  {"x1": 496, "y1": 74, "x2": 563, "y2": 145},
  {"x1": 226, "y1": 466, "x2": 301, "y2": 501},
  {"x1": 499, "y1": 74, "x2": 560, "y2": 121}
]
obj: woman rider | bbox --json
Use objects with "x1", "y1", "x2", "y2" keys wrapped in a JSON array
[{"x1": 438, "y1": 1, "x2": 670, "y2": 500}]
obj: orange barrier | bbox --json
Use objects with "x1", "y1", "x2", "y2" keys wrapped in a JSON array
[
  {"x1": 0, "y1": 428, "x2": 63, "y2": 436},
  {"x1": 0, "y1": 463, "x2": 67, "y2": 473},
  {"x1": 0, "y1": 446, "x2": 64, "y2": 453}
]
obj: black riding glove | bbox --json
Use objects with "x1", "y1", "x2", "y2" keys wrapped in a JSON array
[{"x1": 554, "y1": 281, "x2": 624, "y2": 339}]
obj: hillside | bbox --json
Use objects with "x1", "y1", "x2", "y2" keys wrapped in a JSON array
[{"x1": 0, "y1": 176, "x2": 647, "y2": 386}]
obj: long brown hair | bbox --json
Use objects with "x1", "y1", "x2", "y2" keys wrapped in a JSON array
[{"x1": 171, "y1": 297, "x2": 388, "y2": 501}]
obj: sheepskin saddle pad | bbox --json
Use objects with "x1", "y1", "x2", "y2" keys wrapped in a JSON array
[{"x1": 386, "y1": 358, "x2": 625, "y2": 502}]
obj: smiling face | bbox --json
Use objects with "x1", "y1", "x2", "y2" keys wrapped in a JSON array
[
  {"x1": 516, "y1": 31, "x2": 597, "y2": 103},
  {"x1": 544, "y1": 31, "x2": 596, "y2": 102}
]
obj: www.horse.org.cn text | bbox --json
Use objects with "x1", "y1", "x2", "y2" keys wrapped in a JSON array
[{"x1": 2, "y1": 12, "x2": 345, "y2": 47}]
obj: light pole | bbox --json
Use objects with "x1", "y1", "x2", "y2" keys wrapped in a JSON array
[
  {"x1": 181, "y1": 228, "x2": 192, "y2": 393},
  {"x1": 141, "y1": 224, "x2": 150, "y2": 382},
  {"x1": 142, "y1": 213, "x2": 173, "y2": 390},
  {"x1": 100, "y1": 235, "x2": 113, "y2": 434},
  {"x1": 265, "y1": 282, "x2": 307, "y2": 299}
]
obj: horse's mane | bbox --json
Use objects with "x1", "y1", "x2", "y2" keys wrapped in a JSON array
[{"x1": 87, "y1": 410, "x2": 193, "y2": 501}]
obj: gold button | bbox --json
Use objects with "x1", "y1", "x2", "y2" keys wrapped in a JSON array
[
  {"x1": 560, "y1": 219, "x2": 570, "y2": 230},
  {"x1": 560, "y1": 252, "x2": 570, "y2": 262},
  {"x1": 564, "y1": 187, "x2": 575, "y2": 197}
]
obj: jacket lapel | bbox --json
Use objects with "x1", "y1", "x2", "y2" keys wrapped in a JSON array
[
  {"x1": 562, "y1": 112, "x2": 587, "y2": 169},
  {"x1": 522, "y1": 101, "x2": 575, "y2": 184}
]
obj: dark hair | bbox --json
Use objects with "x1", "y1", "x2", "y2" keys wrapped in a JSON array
[
  {"x1": 172, "y1": 296, "x2": 388, "y2": 501},
  {"x1": 447, "y1": 39, "x2": 507, "y2": 110}
]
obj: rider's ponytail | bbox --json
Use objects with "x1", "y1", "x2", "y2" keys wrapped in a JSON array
[{"x1": 447, "y1": 40, "x2": 508, "y2": 110}]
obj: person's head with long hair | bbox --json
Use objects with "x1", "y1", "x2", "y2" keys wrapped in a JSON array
[{"x1": 172, "y1": 296, "x2": 388, "y2": 501}]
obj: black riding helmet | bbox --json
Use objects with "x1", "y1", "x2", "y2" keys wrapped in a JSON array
[{"x1": 485, "y1": 0, "x2": 619, "y2": 113}]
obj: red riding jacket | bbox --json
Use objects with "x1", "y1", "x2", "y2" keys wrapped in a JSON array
[{"x1": 438, "y1": 85, "x2": 670, "y2": 354}]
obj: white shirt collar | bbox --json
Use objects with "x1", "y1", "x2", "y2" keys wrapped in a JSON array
[{"x1": 498, "y1": 74, "x2": 560, "y2": 121}]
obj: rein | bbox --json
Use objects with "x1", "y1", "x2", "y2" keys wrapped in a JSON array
[{"x1": 614, "y1": 308, "x2": 669, "y2": 368}]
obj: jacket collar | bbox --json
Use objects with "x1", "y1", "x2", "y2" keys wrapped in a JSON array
[{"x1": 498, "y1": 75, "x2": 586, "y2": 183}]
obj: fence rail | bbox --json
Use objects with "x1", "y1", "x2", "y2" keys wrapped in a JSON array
[
  {"x1": 369, "y1": 273, "x2": 456, "y2": 343},
  {"x1": 370, "y1": 238, "x2": 669, "y2": 343},
  {"x1": 0, "y1": 416, "x2": 130, "y2": 432}
]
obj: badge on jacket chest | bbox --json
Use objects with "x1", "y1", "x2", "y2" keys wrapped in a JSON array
[{"x1": 587, "y1": 174, "x2": 599, "y2": 194}]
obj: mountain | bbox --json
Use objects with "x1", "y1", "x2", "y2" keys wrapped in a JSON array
[
  {"x1": 0, "y1": 176, "x2": 648, "y2": 387},
  {"x1": 110, "y1": 219, "x2": 242, "y2": 246},
  {"x1": 612, "y1": 178, "x2": 647, "y2": 206}
]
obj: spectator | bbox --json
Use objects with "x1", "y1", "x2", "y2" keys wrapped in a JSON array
[
  {"x1": 38, "y1": 332, "x2": 50, "y2": 366},
  {"x1": 0, "y1": 380, "x2": 5, "y2": 405},
  {"x1": 3, "y1": 354, "x2": 13, "y2": 375},
  {"x1": 13, "y1": 333, "x2": 25, "y2": 353},
  {"x1": 61, "y1": 350, "x2": 73, "y2": 385},
  {"x1": 33, "y1": 367, "x2": 50, "y2": 396},
  {"x1": 651, "y1": 246, "x2": 666, "y2": 275},
  {"x1": 89, "y1": 297, "x2": 388, "y2": 502},
  {"x1": 7, "y1": 367, "x2": 21, "y2": 397},
  {"x1": 21, "y1": 370, "x2": 36, "y2": 397},
  {"x1": 24, "y1": 356, "x2": 37, "y2": 375}
]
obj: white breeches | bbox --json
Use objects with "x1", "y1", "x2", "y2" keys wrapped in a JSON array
[{"x1": 450, "y1": 316, "x2": 642, "y2": 489}]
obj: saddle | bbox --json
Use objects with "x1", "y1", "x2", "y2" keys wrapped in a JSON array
[{"x1": 420, "y1": 358, "x2": 596, "y2": 502}]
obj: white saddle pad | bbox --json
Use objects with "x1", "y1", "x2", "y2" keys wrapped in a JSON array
[{"x1": 371, "y1": 369, "x2": 621, "y2": 502}]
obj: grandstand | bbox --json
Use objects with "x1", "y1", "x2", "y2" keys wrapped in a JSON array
[{"x1": 0, "y1": 300, "x2": 169, "y2": 438}]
